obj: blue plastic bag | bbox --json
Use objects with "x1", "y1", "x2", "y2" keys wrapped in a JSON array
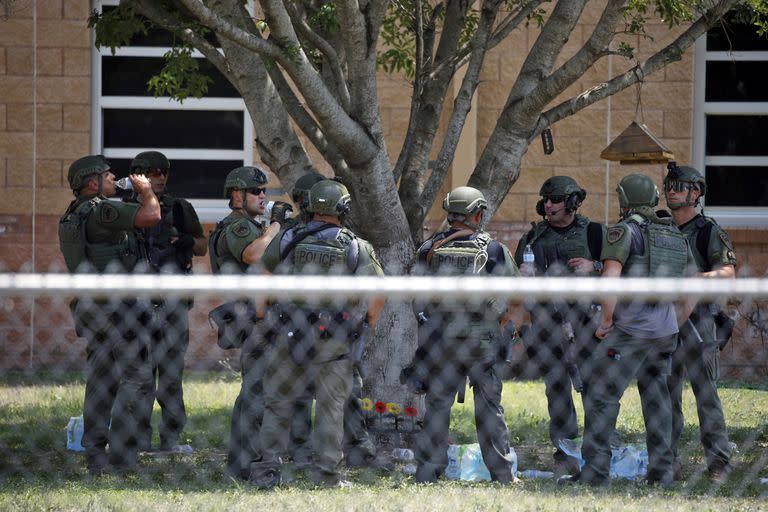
[
  {"x1": 445, "y1": 443, "x2": 517, "y2": 481},
  {"x1": 557, "y1": 438, "x2": 648, "y2": 480},
  {"x1": 66, "y1": 415, "x2": 85, "y2": 452}
]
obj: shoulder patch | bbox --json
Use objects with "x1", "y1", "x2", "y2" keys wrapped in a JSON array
[
  {"x1": 606, "y1": 225, "x2": 626, "y2": 244},
  {"x1": 718, "y1": 230, "x2": 733, "y2": 251},
  {"x1": 99, "y1": 202, "x2": 119, "y2": 224},
  {"x1": 231, "y1": 221, "x2": 251, "y2": 238}
]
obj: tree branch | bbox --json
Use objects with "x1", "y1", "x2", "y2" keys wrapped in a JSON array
[
  {"x1": 176, "y1": 0, "x2": 379, "y2": 165},
  {"x1": 284, "y1": 1, "x2": 351, "y2": 112},
  {"x1": 539, "y1": 0, "x2": 740, "y2": 138}
]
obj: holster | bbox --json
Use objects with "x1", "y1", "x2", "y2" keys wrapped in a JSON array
[{"x1": 208, "y1": 300, "x2": 258, "y2": 350}]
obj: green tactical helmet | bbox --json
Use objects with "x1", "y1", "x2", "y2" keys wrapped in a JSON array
[
  {"x1": 664, "y1": 162, "x2": 706, "y2": 196},
  {"x1": 442, "y1": 186, "x2": 488, "y2": 216},
  {"x1": 130, "y1": 151, "x2": 170, "y2": 173},
  {"x1": 617, "y1": 174, "x2": 659, "y2": 209},
  {"x1": 68, "y1": 155, "x2": 110, "y2": 192},
  {"x1": 307, "y1": 179, "x2": 351, "y2": 217},
  {"x1": 292, "y1": 171, "x2": 325, "y2": 207},
  {"x1": 223, "y1": 166, "x2": 268, "y2": 198},
  {"x1": 539, "y1": 176, "x2": 583, "y2": 197}
]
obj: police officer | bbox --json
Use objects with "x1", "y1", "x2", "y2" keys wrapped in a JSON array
[
  {"x1": 562, "y1": 174, "x2": 695, "y2": 487},
  {"x1": 410, "y1": 186, "x2": 519, "y2": 484},
  {"x1": 514, "y1": 176, "x2": 604, "y2": 473},
  {"x1": 253, "y1": 179, "x2": 385, "y2": 489},
  {"x1": 58, "y1": 155, "x2": 161, "y2": 474},
  {"x1": 663, "y1": 163, "x2": 736, "y2": 481},
  {"x1": 128, "y1": 151, "x2": 207, "y2": 453},
  {"x1": 208, "y1": 165, "x2": 292, "y2": 480}
]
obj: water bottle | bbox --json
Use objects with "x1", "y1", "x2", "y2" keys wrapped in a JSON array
[
  {"x1": 264, "y1": 200, "x2": 275, "y2": 219},
  {"x1": 392, "y1": 448, "x2": 414, "y2": 461},
  {"x1": 522, "y1": 244, "x2": 535, "y2": 276},
  {"x1": 116, "y1": 177, "x2": 132, "y2": 190},
  {"x1": 519, "y1": 469, "x2": 555, "y2": 479}
]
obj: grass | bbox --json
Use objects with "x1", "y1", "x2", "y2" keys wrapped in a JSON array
[{"x1": 1, "y1": 371, "x2": 767, "y2": 511}]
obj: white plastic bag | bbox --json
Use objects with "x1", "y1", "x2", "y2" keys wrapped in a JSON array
[
  {"x1": 66, "y1": 415, "x2": 85, "y2": 452},
  {"x1": 557, "y1": 438, "x2": 648, "y2": 480},
  {"x1": 445, "y1": 443, "x2": 517, "y2": 481}
]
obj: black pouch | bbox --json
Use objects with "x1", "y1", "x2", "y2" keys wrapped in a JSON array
[
  {"x1": 714, "y1": 310, "x2": 735, "y2": 351},
  {"x1": 208, "y1": 301, "x2": 257, "y2": 350}
]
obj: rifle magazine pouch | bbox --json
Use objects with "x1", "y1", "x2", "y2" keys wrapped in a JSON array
[{"x1": 208, "y1": 301, "x2": 256, "y2": 350}]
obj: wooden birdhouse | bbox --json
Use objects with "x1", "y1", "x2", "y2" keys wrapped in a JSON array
[{"x1": 600, "y1": 121, "x2": 674, "y2": 164}]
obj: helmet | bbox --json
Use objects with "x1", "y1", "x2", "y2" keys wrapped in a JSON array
[
  {"x1": 539, "y1": 176, "x2": 583, "y2": 197},
  {"x1": 537, "y1": 176, "x2": 587, "y2": 215},
  {"x1": 291, "y1": 171, "x2": 325, "y2": 207},
  {"x1": 442, "y1": 186, "x2": 487, "y2": 216},
  {"x1": 68, "y1": 155, "x2": 110, "y2": 191},
  {"x1": 223, "y1": 166, "x2": 268, "y2": 198},
  {"x1": 616, "y1": 174, "x2": 659, "y2": 209},
  {"x1": 130, "y1": 151, "x2": 170, "y2": 173},
  {"x1": 664, "y1": 162, "x2": 706, "y2": 198},
  {"x1": 307, "y1": 179, "x2": 351, "y2": 217}
]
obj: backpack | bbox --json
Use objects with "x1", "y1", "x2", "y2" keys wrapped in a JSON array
[{"x1": 58, "y1": 198, "x2": 100, "y2": 273}]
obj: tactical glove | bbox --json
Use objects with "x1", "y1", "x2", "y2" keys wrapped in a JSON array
[{"x1": 270, "y1": 201, "x2": 294, "y2": 223}]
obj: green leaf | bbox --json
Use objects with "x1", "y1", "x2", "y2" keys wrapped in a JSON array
[{"x1": 147, "y1": 47, "x2": 213, "y2": 103}]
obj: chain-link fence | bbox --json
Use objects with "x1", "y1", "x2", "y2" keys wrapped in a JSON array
[{"x1": 1, "y1": 274, "x2": 767, "y2": 495}]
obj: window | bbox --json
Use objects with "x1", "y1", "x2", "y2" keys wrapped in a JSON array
[
  {"x1": 693, "y1": 15, "x2": 768, "y2": 226},
  {"x1": 92, "y1": 0, "x2": 253, "y2": 221}
]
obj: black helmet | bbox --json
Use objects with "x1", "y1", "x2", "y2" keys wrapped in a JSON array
[
  {"x1": 68, "y1": 155, "x2": 110, "y2": 192},
  {"x1": 617, "y1": 174, "x2": 659, "y2": 209},
  {"x1": 307, "y1": 179, "x2": 351, "y2": 217},
  {"x1": 292, "y1": 171, "x2": 325, "y2": 208},
  {"x1": 664, "y1": 162, "x2": 706, "y2": 208},
  {"x1": 537, "y1": 176, "x2": 586, "y2": 215},
  {"x1": 223, "y1": 166, "x2": 268, "y2": 198},
  {"x1": 130, "y1": 151, "x2": 170, "y2": 173}
]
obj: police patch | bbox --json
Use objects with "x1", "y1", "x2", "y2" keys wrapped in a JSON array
[
  {"x1": 232, "y1": 221, "x2": 251, "y2": 238},
  {"x1": 99, "y1": 203, "x2": 119, "y2": 223},
  {"x1": 606, "y1": 226, "x2": 626, "y2": 244}
]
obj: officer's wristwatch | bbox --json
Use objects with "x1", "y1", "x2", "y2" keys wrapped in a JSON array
[{"x1": 593, "y1": 260, "x2": 604, "y2": 273}]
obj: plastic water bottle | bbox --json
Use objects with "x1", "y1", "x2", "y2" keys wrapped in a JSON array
[
  {"x1": 392, "y1": 448, "x2": 414, "y2": 461},
  {"x1": 519, "y1": 469, "x2": 555, "y2": 479},
  {"x1": 116, "y1": 177, "x2": 132, "y2": 190},
  {"x1": 264, "y1": 200, "x2": 275, "y2": 219},
  {"x1": 522, "y1": 244, "x2": 535, "y2": 276}
]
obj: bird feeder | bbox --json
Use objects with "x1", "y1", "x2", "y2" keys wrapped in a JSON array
[{"x1": 600, "y1": 121, "x2": 674, "y2": 165}]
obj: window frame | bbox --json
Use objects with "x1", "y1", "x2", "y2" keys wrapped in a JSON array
[
  {"x1": 90, "y1": 0, "x2": 253, "y2": 222},
  {"x1": 693, "y1": 37, "x2": 768, "y2": 227}
]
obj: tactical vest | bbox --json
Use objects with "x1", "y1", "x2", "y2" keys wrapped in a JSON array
[
  {"x1": 145, "y1": 195, "x2": 178, "y2": 271},
  {"x1": 526, "y1": 215, "x2": 594, "y2": 275},
  {"x1": 58, "y1": 197, "x2": 140, "y2": 272},
  {"x1": 623, "y1": 211, "x2": 689, "y2": 278},
  {"x1": 291, "y1": 226, "x2": 358, "y2": 275},
  {"x1": 209, "y1": 213, "x2": 262, "y2": 274},
  {"x1": 428, "y1": 231, "x2": 492, "y2": 275}
]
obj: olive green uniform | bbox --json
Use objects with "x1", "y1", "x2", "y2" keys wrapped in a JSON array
[
  {"x1": 668, "y1": 215, "x2": 736, "y2": 474},
  {"x1": 209, "y1": 209, "x2": 272, "y2": 479},
  {"x1": 60, "y1": 194, "x2": 153, "y2": 472},
  {"x1": 580, "y1": 207, "x2": 694, "y2": 485},
  {"x1": 255, "y1": 220, "x2": 384, "y2": 486},
  {"x1": 513, "y1": 215, "x2": 604, "y2": 461},
  {"x1": 134, "y1": 194, "x2": 204, "y2": 451},
  {"x1": 413, "y1": 228, "x2": 518, "y2": 483}
]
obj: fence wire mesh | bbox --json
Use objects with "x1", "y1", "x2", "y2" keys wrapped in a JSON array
[{"x1": 1, "y1": 274, "x2": 767, "y2": 495}]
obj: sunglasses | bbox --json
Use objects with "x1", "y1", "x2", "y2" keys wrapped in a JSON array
[
  {"x1": 664, "y1": 180, "x2": 697, "y2": 193},
  {"x1": 248, "y1": 187, "x2": 267, "y2": 195},
  {"x1": 543, "y1": 195, "x2": 566, "y2": 203}
]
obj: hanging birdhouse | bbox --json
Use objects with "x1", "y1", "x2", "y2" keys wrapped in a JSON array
[{"x1": 600, "y1": 121, "x2": 674, "y2": 164}]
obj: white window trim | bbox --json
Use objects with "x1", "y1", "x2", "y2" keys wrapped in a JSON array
[
  {"x1": 693, "y1": 37, "x2": 768, "y2": 228},
  {"x1": 90, "y1": 0, "x2": 254, "y2": 223}
]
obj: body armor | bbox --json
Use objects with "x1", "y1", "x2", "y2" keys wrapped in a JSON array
[{"x1": 623, "y1": 209, "x2": 689, "y2": 278}]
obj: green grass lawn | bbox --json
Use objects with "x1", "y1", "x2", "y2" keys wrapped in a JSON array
[{"x1": 1, "y1": 371, "x2": 767, "y2": 511}]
